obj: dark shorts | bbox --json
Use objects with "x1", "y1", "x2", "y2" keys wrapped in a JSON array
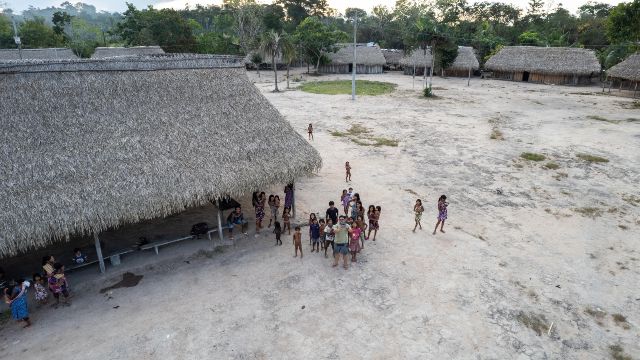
[
  {"x1": 312, "y1": 237, "x2": 320, "y2": 244},
  {"x1": 334, "y1": 243, "x2": 349, "y2": 255}
]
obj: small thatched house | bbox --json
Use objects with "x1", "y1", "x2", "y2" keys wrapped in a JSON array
[
  {"x1": 444, "y1": 46, "x2": 479, "y2": 77},
  {"x1": 318, "y1": 44, "x2": 386, "y2": 74},
  {"x1": 606, "y1": 52, "x2": 640, "y2": 90},
  {"x1": 400, "y1": 48, "x2": 433, "y2": 76},
  {"x1": 0, "y1": 55, "x2": 321, "y2": 266},
  {"x1": 91, "y1": 46, "x2": 165, "y2": 58},
  {"x1": 381, "y1": 49, "x2": 404, "y2": 70},
  {"x1": 484, "y1": 46, "x2": 601, "y2": 85},
  {"x1": 0, "y1": 48, "x2": 78, "y2": 61}
]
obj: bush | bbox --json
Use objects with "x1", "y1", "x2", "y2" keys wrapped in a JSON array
[{"x1": 423, "y1": 86, "x2": 433, "y2": 98}]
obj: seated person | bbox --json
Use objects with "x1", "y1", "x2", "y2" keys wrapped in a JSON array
[
  {"x1": 71, "y1": 248, "x2": 88, "y2": 265},
  {"x1": 226, "y1": 206, "x2": 248, "y2": 239}
]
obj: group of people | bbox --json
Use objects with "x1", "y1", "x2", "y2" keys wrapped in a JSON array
[
  {"x1": 1, "y1": 252, "x2": 78, "y2": 329},
  {"x1": 412, "y1": 195, "x2": 449, "y2": 234}
]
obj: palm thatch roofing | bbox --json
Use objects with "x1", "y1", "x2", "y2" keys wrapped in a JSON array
[
  {"x1": 484, "y1": 46, "x2": 601, "y2": 75},
  {"x1": 0, "y1": 48, "x2": 78, "y2": 61},
  {"x1": 91, "y1": 46, "x2": 165, "y2": 59},
  {"x1": 607, "y1": 52, "x2": 640, "y2": 81},
  {"x1": 381, "y1": 49, "x2": 404, "y2": 66},
  {"x1": 326, "y1": 44, "x2": 386, "y2": 66},
  {"x1": 399, "y1": 48, "x2": 433, "y2": 67},
  {"x1": 448, "y1": 46, "x2": 479, "y2": 71},
  {"x1": 0, "y1": 54, "x2": 322, "y2": 257}
]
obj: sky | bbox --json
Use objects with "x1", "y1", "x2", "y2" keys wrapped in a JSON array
[{"x1": 0, "y1": 0, "x2": 628, "y2": 15}]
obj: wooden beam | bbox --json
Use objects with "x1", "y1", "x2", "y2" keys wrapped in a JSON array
[{"x1": 93, "y1": 233, "x2": 105, "y2": 274}]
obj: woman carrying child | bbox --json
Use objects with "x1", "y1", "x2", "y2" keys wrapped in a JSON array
[
  {"x1": 413, "y1": 199, "x2": 424, "y2": 232},
  {"x1": 49, "y1": 263, "x2": 71, "y2": 307},
  {"x1": 4, "y1": 280, "x2": 31, "y2": 328}
]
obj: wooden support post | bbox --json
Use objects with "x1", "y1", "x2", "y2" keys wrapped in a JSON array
[
  {"x1": 291, "y1": 183, "x2": 296, "y2": 219},
  {"x1": 94, "y1": 233, "x2": 105, "y2": 274},
  {"x1": 216, "y1": 200, "x2": 224, "y2": 246},
  {"x1": 467, "y1": 67, "x2": 471, "y2": 87}
]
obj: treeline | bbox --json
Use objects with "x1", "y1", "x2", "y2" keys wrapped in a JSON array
[{"x1": 1, "y1": 0, "x2": 638, "y2": 68}]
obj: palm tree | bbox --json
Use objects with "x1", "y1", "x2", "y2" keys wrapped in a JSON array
[
  {"x1": 280, "y1": 34, "x2": 297, "y2": 89},
  {"x1": 260, "y1": 30, "x2": 287, "y2": 92}
]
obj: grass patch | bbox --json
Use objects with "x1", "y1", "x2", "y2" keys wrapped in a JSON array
[
  {"x1": 330, "y1": 131, "x2": 347, "y2": 137},
  {"x1": 612, "y1": 314, "x2": 631, "y2": 329},
  {"x1": 622, "y1": 194, "x2": 640, "y2": 207},
  {"x1": 576, "y1": 153, "x2": 609, "y2": 163},
  {"x1": 332, "y1": 124, "x2": 398, "y2": 147},
  {"x1": 516, "y1": 311, "x2": 549, "y2": 336},
  {"x1": 347, "y1": 124, "x2": 371, "y2": 135},
  {"x1": 520, "y1": 152, "x2": 546, "y2": 161},
  {"x1": 490, "y1": 128, "x2": 504, "y2": 140},
  {"x1": 553, "y1": 172, "x2": 568, "y2": 181},
  {"x1": 300, "y1": 80, "x2": 396, "y2": 96},
  {"x1": 544, "y1": 162, "x2": 559, "y2": 170},
  {"x1": 622, "y1": 101, "x2": 640, "y2": 109},
  {"x1": 609, "y1": 345, "x2": 632, "y2": 360},
  {"x1": 573, "y1": 207, "x2": 603, "y2": 218},
  {"x1": 588, "y1": 115, "x2": 620, "y2": 124}
]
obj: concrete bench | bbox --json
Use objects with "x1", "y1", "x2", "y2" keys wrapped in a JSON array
[
  {"x1": 207, "y1": 220, "x2": 249, "y2": 243},
  {"x1": 140, "y1": 235, "x2": 196, "y2": 255}
]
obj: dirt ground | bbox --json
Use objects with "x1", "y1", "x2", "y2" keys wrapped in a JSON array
[{"x1": 1, "y1": 69, "x2": 638, "y2": 360}]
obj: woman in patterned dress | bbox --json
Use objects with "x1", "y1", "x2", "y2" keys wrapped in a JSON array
[
  {"x1": 413, "y1": 199, "x2": 424, "y2": 232},
  {"x1": 433, "y1": 195, "x2": 448, "y2": 235},
  {"x1": 255, "y1": 192, "x2": 266, "y2": 234}
]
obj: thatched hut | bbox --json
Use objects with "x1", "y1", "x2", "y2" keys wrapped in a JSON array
[
  {"x1": 0, "y1": 55, "x2": 321, "y2": 269},
  {"x1": 484, "y1": 46, "x2": 601, "y2": 85},
  {"x1": 318, "y1": 44, "x2": 386, "y2": 74},
  {"x1": 381, "y1": 49, "x2": 404, "y2": 70},
  {"x1": 0, "y1": 48, "x2": 78, "y2": 61},
  {"x1": 400, "y1": 48, "x2": 432, "y2": 76},
  {"x1": 91, "y1": 46, "x2": 165, "y2": 58},
  {"x1": 444, "y1": 46, "x2": 479, "y2": 77},
  {"x1": 606, "y1": 52, "x2": 640, "y2": 91}
]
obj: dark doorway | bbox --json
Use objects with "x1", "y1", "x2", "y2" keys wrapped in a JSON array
[
  {"x1": 348, "y1": 63, "x2": 353, "y2": 73},
  {"x1": 522, "y1": 71, "x2": 530, "y2": 82}
]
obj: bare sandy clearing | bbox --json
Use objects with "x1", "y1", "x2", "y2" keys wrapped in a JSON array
[{"x1": 0, "y1": 70, "x2": 638, "y2": 360}]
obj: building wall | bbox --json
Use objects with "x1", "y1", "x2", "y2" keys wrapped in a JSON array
[
  {"x1": 492, "y1": 71, "x2": 594, "y2": 85},
  {"x1": 319, "y1": 64, "x2": 384, "y2": 74},
  {"x1": 403, "y1": 66, "x2": 431, "y2": 76},
  {"x1": 444, "y1": 68, "x2": 475, "y2": 77}
]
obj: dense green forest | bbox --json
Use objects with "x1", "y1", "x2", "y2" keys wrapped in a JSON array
[{"x1": 1, "y1": 0, "x2": 638, "y2": 68}]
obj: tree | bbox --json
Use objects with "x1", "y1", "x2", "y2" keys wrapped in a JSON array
[
  {"x1": 226, "y1": 0, "x2": 264, "y2": 55},
  {"x1": 435, "y1": 43, "x2": 458, "y2": 75},
  {"x1": 294, "y1": 17, "x2": 346, "y2": 72},
  {"x1": 517, "y1": 31, "x2": 542, "y2": 46},
  {"x1": 65, "y1": 17, "x2": 101, "y2": 57},
  {"x1": 606, "y1": 0, "x2": 640, "y2": 43},
  {"x1": 280, "y1": 35, "x2": 297, "y2": 88},
  {"x1": 276, "y1": 0, "x2": 332, "y2": 27},
  {"x1": 19, "y1": 17, "x2": 61, "y2": 48},
  {"x1": 260, "y1": 30, "x2": 285, "y2": 91},
  {"x1": 52, "y1": 11, "x2": 72, "y2": 36},
  {"x1": 263, "y1": 3, "x2": 285, "y2": 32},
  {"x1": 0, "y1": 13, "x2": 14, "y2": 48}
]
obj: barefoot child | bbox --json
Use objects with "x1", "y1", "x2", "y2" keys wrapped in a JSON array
[
  {"x1": 367, "y1": 205, "x2": 379, "y2": 241},
  {"x1": 293, "y1": 226, "x2": 303, "y2": 258},
  {"x1": 356, "y1": 215, "x2": 368, "y2": 250},
  {"x1": 319, "y1": 218, "x2": 326, "y2": 250},
  {"x1": 273, "y1": 221, "x2": 282, "y2": 246},
  {"x1": 323, "y1": 219, "x2": 334, "y2": 258},
  {"x1": 33, "y1": 273, "x2": 48, "y2": 305},
  {"x1": 308, "y1": 213, "x2": 317, "y2": 245},
  {"x1": 267, "y1": 195, "x2": 275, "y2": 228},
  {"x1": 333, "y1": 216, "x2": 351, "y2": 269},
  {"x1": 345, "y1": 161, "x2": 352, "y2": 182},
  {"x1": 308, "y1": 123, "x2": 314, "y2": 140},
  {"x1": 433, "y1": 195, "x2": 448, "y2": 235},
  {"x1": 349, "y1": 222, "x2": 362, "y2": 262},
  {"x1": 413, "y1": 199, "x2": 424, "y2": 232},
  {"x1": 310, "y1": 218, "x2": 320, "y2": 252},
  {"x1": 341, "y1": 189, "x2": 350, "y2": 215},
  {"x1": 283, "y1": 207, "x2": 292, "y2": 235}
]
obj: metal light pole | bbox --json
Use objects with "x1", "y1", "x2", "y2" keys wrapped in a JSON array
[
  {"x1": 351, "y1": 11, "x2": 357, "y2": 101},
  {"x1": 11, "y1": 16, "x2": 22, "y2": 59}
]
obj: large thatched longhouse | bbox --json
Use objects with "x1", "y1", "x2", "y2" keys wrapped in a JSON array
[
  {"x1": 0, "y1": 48, "x2": 78, "y2": 61},
  {"x1": 0, "y1": 55, "x2": 321, "y2": 267},
  {"x1": 400, "y1": 48, "x2": 433, "y2": 76},
  {"x1": 484, "y1": 46, "x2": 601, "y2": 85},
  {"x1": 444, "y1": 46, "x2": 479, "y2": 77},
  {"x1": 91, "y1": 46, "x2": 165, "y2": 58},
  {"x1": 318, "y1": 44, "x2": 386, "y2": 74},
  {"x1": 381, "y1": 49, "x2": 404, "y2": 70},
  {"x1": 606, "y1": 52, "x2": 640, "y2": 90}
]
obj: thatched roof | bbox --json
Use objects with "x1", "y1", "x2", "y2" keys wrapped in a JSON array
[
  {"x1": 0, "y1": 48, "x2": 78, "y2": 61},
  {"x1": 326, "y1": 44, "x2": 386, "y2": 66},
  {"x1": 484, "y1": 46, "x2": 601, "y2": 75},
  {"x1": 607, "y1": 52, "x2": 640, "y2": 81},
  {"x1": 448, "y1": 46, "x2": 479, "y2": 71},
  {"x1": 381, "y1": 49, "x2": 404, "y2": 66},
  {"x1": 0, "y1": 55, "x2": 321, "y2": 257},
  {"x1": 243, "y1": 50, "x2": 285, "y2": 65},
  {"x1": 91, "y1": 46, "x2": 165, "y2": 59},
  {"x1": 399, "y1": 48, "x2": 433, "y2": 67}
]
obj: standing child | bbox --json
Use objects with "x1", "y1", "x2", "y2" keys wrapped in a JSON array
[
  {"x1": 319, "y1": 219, "x2": 326, "y2": 250},
  {"x1": 49, "y1": 263, "x2": 70, "y2": 307},
  {"x1": 341, "y1": 189, "x2": 350, "y2": 215},
  {"x1": 273, "y1": 221, "x2": 282, "y2": 246},
  {"x1": 293, "y1": 226, "x2": 303, "y2": 258},
  {"x1": 433, "y1": 195, "x2": 448, "y2": 235},
  {"x1": 267, "y1": 195, "x2": 275, "y2": 228},
  {"x1": 323, "y1": 219, "x2": 335, "y2": 258},
  {"x1": 349, "y1": 222, "x2": 362, "y2": 262},
  {"x1": 308, "y1": 213, "x2": 317, "y2": 245},
  {"x1": 345, "y1": 161, "x2": 352, "y2": 182},
  {"x1": 308, "y1": 123, "x2": 314, "y2": 140},
  {"x1": 310, "y1": 219, "x2": 321, "y2": 252},
  {"x1": 413, "y1": 199, "x2": 424, "y2": 232},
  {"x1": 32, "y1": 273, "x2": 48, "y2": 305},
  {"x1": 367, "y1": 205, "x2": 380, "y2": 241},
  {"x1": 4, "y1": 280, "x2": 31, "y2": 328},
  {"x1": 282, "y1": 207, "x2": 292, "y2": 235},
  {"x1": 356, "y1": 215, "x2": 368, "y2": 250}
]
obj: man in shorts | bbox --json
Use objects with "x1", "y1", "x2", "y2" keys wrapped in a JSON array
[{"x1": 332, "y1": 215, "x2": 351, "y2": 269}]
